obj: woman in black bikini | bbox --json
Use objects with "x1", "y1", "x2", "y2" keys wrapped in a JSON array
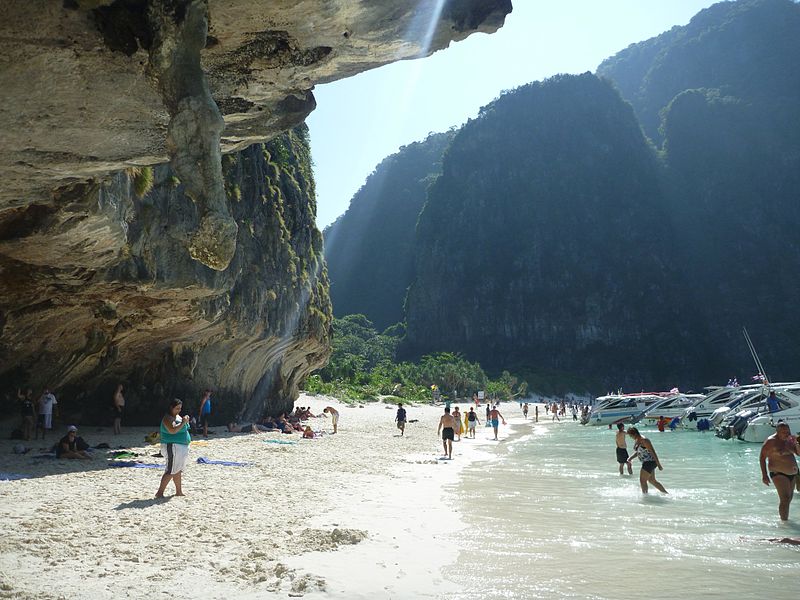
[
  {"x1": 626, "y1": 427, "x2": 668, "y2": 494},
  {"x1": 759, "y1": 422, "x2": 799, "y2": 521}
]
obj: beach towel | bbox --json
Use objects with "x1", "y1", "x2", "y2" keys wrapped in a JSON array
[
  {"x1": 0, "y1": 472, "x2": 32, "y2": 481},
  {"x1": 190, "y1": 440, "x2": 209, "y2": 447},
  {"x1": 196, "y1": 456, "x2": 250, "y2": 467},
  {"x1": 108, "y1": 461, "x2": 163, "y2": 469},
  {"x1": 109, "y1": 451, "x2": 139, "y2": 459},
  {"x1": 262, "y1": 439, "x2": 297, "y2": 445}
]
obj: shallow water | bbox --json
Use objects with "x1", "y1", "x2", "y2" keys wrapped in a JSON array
[{"x1": 445, "y1": 419, "x2": 800, "y2": 599}]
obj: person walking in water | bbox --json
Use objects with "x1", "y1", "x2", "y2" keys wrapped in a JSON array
[
  {"x1": 112, "y1": 383, "x2": 125, "y2": 435},
  {"x1": 759, "y1": 422, "x2": 799, "y2": 521},
  {"x1": 156, "y1": 399, "x2": 191, "y2": 498},
  {"x1": 466, "y1": 407, "x2": 480, "y2": 438},
  {"x1": 198, "y1": 389, "x2": 212, "y2": 438},
  {"x1": 626, "y1": 427, "x2": 668, "y2": 494},
  {"x1": 323, "y1": 406, "x2": 339, "y2": 433},
  {"x1": 615, "y1": 423, "x2": 633, "y2": 475},
  {"x1": 438, "y1": 407, "x2": 456, "y2": 459},
  {"x1": 488, "y1": 405, "x2": 506, "y2": 441},
  {"x1": 395, "y1": 403, "x2": 407, "y2": 436}
]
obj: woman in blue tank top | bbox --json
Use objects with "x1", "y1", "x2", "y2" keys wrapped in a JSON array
[{"x1": 156, "y1": 399, "x2": 192, "y2": 498}]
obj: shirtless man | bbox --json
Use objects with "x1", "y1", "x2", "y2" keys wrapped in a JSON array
[
  {"x1": 488, "y1": 406, "x2": 506, "y2": 441},
  {"x1": 759, "y1": 422, "x2": 799, "y2": 521},
  {"x1": 323, "y1": 406, "x2": 339, "y2": 434},
  {"x1": 437, "y1": 407, "x2": 456, "y2": 459},
  {"x1": 615, "y1": 423, "x2": 633, "y2": 475}
]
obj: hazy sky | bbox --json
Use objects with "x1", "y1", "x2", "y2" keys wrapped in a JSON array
[{"x1": 307, "y1": 0, "x2": 720, "y2": 229}]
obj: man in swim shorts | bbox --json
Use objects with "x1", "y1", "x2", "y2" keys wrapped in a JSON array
[
  {"x1": 437, "y1": 407, "x2": 456, "y2": 459},
  {"x1": 615, "y1": 422, "x2": 632, "y2": 475},
  {"x1": 488, "y1": 406, "x2": 506, "y2": 441},
  {"x1": 395, "y1": 403, "x2": 407, "y2": 436},
  {"x1": 759, "y1": 422, "x2": 799, "y2": 521}
]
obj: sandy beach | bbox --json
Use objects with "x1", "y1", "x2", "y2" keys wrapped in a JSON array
[{"x1": 0, "y1": 395, "x2": 522, "y2": 599}]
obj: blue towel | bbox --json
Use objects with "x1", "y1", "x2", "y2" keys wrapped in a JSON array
[
  {"x1": 262, "y1": 439, "x2": 297, "y2": 445},
  {"x1": 0, "y1": 473, "x2": 31, "y2": 481},
  {"x1": 108, "y1": 461, "x2": 163, "y2": 469},
  {"x1": 196, "y1": 456, "x2": 250, "y2": 467}
]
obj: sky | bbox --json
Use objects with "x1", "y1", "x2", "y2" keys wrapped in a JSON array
[{"x1": 307, "y1": 0, "x2": 721, "y2": 229}]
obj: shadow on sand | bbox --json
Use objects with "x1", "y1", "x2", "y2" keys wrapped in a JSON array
[{"x1": 114, "y1": 497, "x2": 171, "y2": 510}]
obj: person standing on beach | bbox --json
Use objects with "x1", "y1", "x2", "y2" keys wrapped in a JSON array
[
  {"x1": 488, "y1": 406, "x2": 506, "y2": 441},
  {"x1": 626, "y1": 427, "x2": 668, "y2": 494},
  {"x1": 535, "y1": 405, "x2": 539, "y2": 423},
  {"x1": 466, "y1": 407, "x2": 480, "y2": 438},
  {"x1": 452, "y1": 406, "x2": 462, "y2": 441},
  {"x1": 17, "y1": 388, "x2": 36, "y2": 441},
  {"x1": 615, "y1": 423, "x2": 633, "y2": 475},
  {"x1": 551, "y1": 402, "x2": 560, "y2": 422},
  {"x1": 523, "y1": 403, "x2": 529, "y2": 419},
  {"x1": 156, "y1": 399, "x2": 191, "y2": 498},
  {"x1": 113, "y1": 383, "x2": 125, "y2": 435},
  {"x1": 323, "y1": 406, "x2": 339, "y2": 433},
  {"x1": 395, "y1": 403, "x2": 407, "y2": 436},
  {"x1": 198, "y1": 389, "x2": 212, "y2": 438},
  {"x1": 759, "y1": 422, "x2": 799, "y2": 521},
  {"x1": 437, "y1": 407, "x2": 456, "y2": 459},
  {"x1": 36, "y1": 387, "x2": 58, "y2": 440}
]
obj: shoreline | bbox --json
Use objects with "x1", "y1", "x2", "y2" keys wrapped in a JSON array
[{"x1": 0, "y1": 395, "x2": 534, "y2": 599}]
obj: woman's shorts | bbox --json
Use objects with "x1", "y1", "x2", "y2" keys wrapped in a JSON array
[
  {"x1": 641, "y1": 460, "x2": 657, "y2": 473},
  {"x1": 162, "y1": 442, "x2": 190, "y2": 474}
]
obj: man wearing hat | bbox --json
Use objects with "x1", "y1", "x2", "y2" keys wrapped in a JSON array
[{"x1": 57, "y1": 426, "x2": 91, "y2": 459}]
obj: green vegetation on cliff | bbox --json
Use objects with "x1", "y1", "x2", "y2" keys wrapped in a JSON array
[{"x1": 324, "y1": 132, "x2": 454, "y2": 330}]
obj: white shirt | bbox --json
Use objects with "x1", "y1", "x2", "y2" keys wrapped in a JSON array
[{"x1": 39, "y1": 393, "x2": 57, "y2": 415}]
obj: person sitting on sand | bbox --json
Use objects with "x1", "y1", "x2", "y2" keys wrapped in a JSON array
[
  {"x1": 626, "y1": 427, "x2": 668, "y2": 494},
  {"x1": 57, "y1": 425, "x2": 91, "y2": 459},
  {"x1": 155, "y1": 399, "x2": 191, "y2": 498},
  {"x1": 323, "y1": 406, "x2": 339, "y2": 434},
  {"x1": 759, "y1": 422, "x2": 799, "y2": 521},
  {"x1": 303, "y1": 426, "x2": 315, "y2": 439}
]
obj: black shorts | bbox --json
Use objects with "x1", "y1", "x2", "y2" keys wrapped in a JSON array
[
  {"x1": 200, "y1": 413, "x2": 210, "y2": 427},
  {"x1": 616, "y1": 448, "x2": 629, "y2": 464},
  {"x1": 442, "y1": 427, "x2": 454, "y2": 441},
  {"x1": 641, "y1": 460, "x2": 657, "y2": 473}
]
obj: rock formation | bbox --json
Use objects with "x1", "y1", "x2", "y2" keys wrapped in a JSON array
[{"x1": 0, "y1": 0, "x2": 512, "y2": 421}]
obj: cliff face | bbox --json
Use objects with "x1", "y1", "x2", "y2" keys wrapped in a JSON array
[
  {"x1": 403, "y1": 74, "x2": 707, "y2": 388},
  {"x1": 0, "y1": 1, "x2": 511, "y2": 421},
  {"x1": 324, "y1": 132, "x2": 454, "y2": 330},
  {"x1": 0, "y1": 127, "x2": 330, "y2": 423},
  {"x1": 0, "y1": 0, "x2": 510, "y2": 269}
]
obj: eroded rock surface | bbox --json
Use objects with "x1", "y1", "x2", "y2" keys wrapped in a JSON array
[{"x1": 0, "y1": 0, "x2": 511, "y2": 419}]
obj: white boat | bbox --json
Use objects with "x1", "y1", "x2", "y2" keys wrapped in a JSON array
[
  {"x1": 709, "y1": 389, "x2": 765, "y2": 427},
  {"x1": 680, "y1": 385, "x2": 760, "y2": 428},
  {"x1": 585, "y1": 393, "x2": 669, "y2": 426},
  {"x1": 641, "y1": 394, "x2": 703, "y2": 425},
  {"x1": 738, "y1": 384, "x2": 800, "y2": 443}
]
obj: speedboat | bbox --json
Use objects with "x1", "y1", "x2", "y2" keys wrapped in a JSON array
[
  {"x1": 714, "y1": 383, "x2": 800, "y2": 440},
  {"x1": 709, "y1": 389, "x2": 765, "y2": 427},
  {"x1": 641, "y1": 394, "x2": 703, "y2": 426},
  {"x1": 738, "y1": 384, "x2": 800, "y2": 443},
  {"x1": 680, "y1": 385, "x2": 760, "y2": 427},
  {"x1": 585, "y1": 393, "x2": 669, "y2": 426}
]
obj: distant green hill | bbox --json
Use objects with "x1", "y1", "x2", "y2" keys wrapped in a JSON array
[{"x1": 323, "y1": 132, "x2": 454, "y2": 330}]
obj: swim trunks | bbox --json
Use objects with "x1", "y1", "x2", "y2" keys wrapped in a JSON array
[
  {"x1": 162, "y1": 442, "x2": 190, "y2": 474},
  {"x1": 616, "y1": 447, "x2": 629, "y2": 464},
  {"x1": 396, "y1": 420, "x2": 406, "y2": 429},
  {"x1": 491, "y1": 419, "x2": 499, "y2": 428},
  {"x1": 770, "y1": 471, "x2": 797, "y2": 482},
  {"x1": 641, "y1": 460, "x2": 657, "y2": 473},
  {"x1": 442, "y1": 427, "x2": 454, "y2": 441}
]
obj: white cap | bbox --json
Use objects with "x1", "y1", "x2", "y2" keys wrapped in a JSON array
[{"x1": 67, "y1": 425, "x2": 78, "y2": 432}]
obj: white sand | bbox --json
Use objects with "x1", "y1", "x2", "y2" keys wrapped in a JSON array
[{"x1": 0, "y1": 396, "x2": 529, "y2": 599}]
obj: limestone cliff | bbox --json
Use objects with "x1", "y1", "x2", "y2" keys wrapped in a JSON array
[
  {"x1": 0, "y1": 126, "x2": 330, "y2": 423},
  {"x1": 0, "y1": 1, "x2": 511, "y2": 422}
]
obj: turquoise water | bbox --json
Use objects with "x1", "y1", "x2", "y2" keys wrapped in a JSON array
[{"x1": 446, "y1": 419, "x2": 800, "y2": 599}]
